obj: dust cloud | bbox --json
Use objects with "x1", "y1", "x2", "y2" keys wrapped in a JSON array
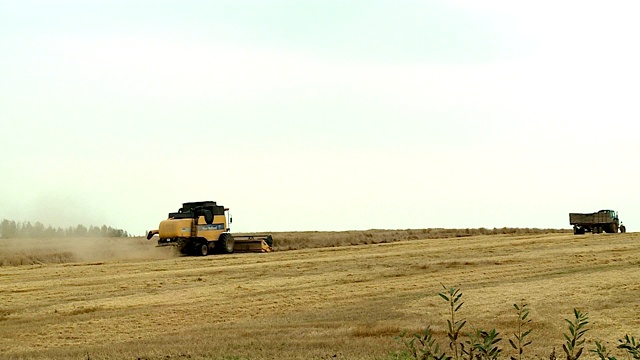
[{"x1": 0, "y1": 237, "x2": 179, "y2": 266}]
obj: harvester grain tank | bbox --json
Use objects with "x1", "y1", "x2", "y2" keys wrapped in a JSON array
[
  {"x1": 147, "y1": 201, "x2": 273, "y2": 255},
  {"x1": 569, "y1": 210, "x2": 626, "y2": 235}
]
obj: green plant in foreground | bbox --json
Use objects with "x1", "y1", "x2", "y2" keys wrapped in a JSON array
[
  {"x1": 618, "y1": 334, "x2": 640, "y2": 360},
  {"x1": 395, "y1": 286, "x2": 639, "y2": 360},
  {"x1": 592, "y1": 341, "x2": 616, "y2": 360},
  {"x1": 591, "y1": 335, "x2": 640, "y2": 360},
  {"x1": 562, "y1": 309, "x2": 589, "y2": 360},
  {"x1": 462, "y1": 329, "x2": 478, "y2": 360},
  {"x1": 472, "y1": 328, "x2": 503, "y2": 360},
  {"x1": 509, "y1": 303, "x2": 532, "y2": 360},
  {"x1": 397, "y1": 327, "x2": 450, "y2": 360},
  {"x1": 438, "y1": 285, "x2": 466, "y2": 360}
]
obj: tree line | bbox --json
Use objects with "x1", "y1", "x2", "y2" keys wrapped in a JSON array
[{"x1": 0, "y1": 219, "x2": 130, "y2": 239}]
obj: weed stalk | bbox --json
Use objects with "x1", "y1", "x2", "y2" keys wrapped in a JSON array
[
  {"x1": 509, "y1": 303, "x2": 533, "y2": 360},
  {"x1": 562, "y1": 309, "x2": 589, "y2": 360},
  {"x1": 438, "y1": 285, "x2": 466, "y2": 360},
  {"x1": 618, "y1": 335, "x2": 640, "y2": 360},
  {"x1": 472, "y1": 329, "x2": 502, "y2": 360}
]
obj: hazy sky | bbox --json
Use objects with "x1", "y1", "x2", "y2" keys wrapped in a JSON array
[{"x1": 1, "y1": 1, "x2": 639, "y2": 235}]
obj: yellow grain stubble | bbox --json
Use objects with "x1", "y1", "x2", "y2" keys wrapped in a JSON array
[{"x1": 0, "y1": 232, "x2": 638, "y2": 359}]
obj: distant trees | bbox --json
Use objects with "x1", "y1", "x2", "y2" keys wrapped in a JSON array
[
  {"x1": 1, "y1": 219, "x2": 17, "y2": 238},
  {"x1": 0, "y1": 219, "x2": 130, "y2": 239}
]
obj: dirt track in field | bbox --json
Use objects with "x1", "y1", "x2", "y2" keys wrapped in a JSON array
[{"x1": 1, "y1": 232, "x2": 639, "y2": 359}]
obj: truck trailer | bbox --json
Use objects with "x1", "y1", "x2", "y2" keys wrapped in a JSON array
[{"x1": 569, "y1": 210, "x2": 625, "y2": 235}]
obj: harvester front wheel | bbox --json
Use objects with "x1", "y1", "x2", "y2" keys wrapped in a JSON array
[{"x1": 216, "y1": 233, "x2": 235, "y2": 254}]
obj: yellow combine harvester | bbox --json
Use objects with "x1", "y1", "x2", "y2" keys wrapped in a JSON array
[{"x1": 146, "y1": 201, "x2": 272, "y2": 256}]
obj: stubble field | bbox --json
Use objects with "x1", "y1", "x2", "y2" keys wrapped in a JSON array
[{"x1": 0, "y1": 231, "x2": 638, "y2": 359}]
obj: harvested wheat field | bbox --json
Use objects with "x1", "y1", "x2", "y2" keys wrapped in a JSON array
[{"x1": 0, "y1": 231, "x2": 639, "y2": 359}]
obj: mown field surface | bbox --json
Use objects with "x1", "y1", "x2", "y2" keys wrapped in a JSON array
[{"x1": 0, "y1": 231, "x2": 638, "y2": 359}]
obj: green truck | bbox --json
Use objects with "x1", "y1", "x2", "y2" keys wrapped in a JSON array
[{"x1": 569, "y1": 210, "x2": 626, "y2": 235}]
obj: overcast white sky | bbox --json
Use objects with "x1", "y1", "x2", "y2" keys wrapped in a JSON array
[{"x1": 1, "y1": 1, "x2": 638, "y2": 235}]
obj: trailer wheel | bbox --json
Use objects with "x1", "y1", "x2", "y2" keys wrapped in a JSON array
[{"x1": 216, "y1": 233, "x2": 235, "y2": 254}]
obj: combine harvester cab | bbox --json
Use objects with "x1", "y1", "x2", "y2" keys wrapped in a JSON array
[{"x1": 147, "y1": 201, "x2": 273, "y2": 256}]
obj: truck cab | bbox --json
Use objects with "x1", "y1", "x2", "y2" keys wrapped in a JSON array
[{"x1": 597, "y1": 210, "x2": 618, "y2": 221}]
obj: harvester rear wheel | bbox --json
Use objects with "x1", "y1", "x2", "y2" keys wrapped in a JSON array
[
  {"x1": 198, "y1": 242, "x2": 209, "y2": 256},
  {"x1": 216, "y1": 233, "x2": 235, "y2": 254}
]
